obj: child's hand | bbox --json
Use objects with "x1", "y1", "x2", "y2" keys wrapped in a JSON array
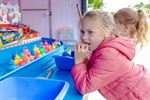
[{"x1": 75, "y1": 43, "x2": 91, "y2": 64}]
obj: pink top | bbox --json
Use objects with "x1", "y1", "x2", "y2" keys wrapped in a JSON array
[{"x1": 71, "y1": 35, "x2": 150, "y2": 100}]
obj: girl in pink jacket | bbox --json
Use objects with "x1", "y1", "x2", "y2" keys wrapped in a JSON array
[
  {"x1": 114, "y1": 8, "x2": 150, "y2": 72},
  {"x1": 71, "y1": 10, "x2": 150, "y2": 100}
]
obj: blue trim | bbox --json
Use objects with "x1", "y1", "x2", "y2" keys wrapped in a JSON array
[{"x1": 82, "y1": 0, "x2": 88, "y2": 14}]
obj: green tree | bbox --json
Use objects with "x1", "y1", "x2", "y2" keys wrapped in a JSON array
[
  {"x1": 133, "y1": 2, "x2": 150, "y2": 16},
  {"x1": 144, "y1": 3, "x2": 150, "y2": 9},
  {"x1": 134, "y1": 2, "x2": 150, "y2": 9},
  {"x1": 88, "y1": 0, "x2": 104, "y2": 9},
  {"x1": 134, "y1": 2, "x2": 144, "y2": 9}
]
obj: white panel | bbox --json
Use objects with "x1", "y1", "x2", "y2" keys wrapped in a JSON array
[
  {"x1": 51, "y1": 0, "x2": 80, "y2": 42},
  {"x1": 22, "y1": 10, "x2": 50, "y2": 38},
  {"x1": 21, "y1": 0, "x2": 48, "y2": 9}
]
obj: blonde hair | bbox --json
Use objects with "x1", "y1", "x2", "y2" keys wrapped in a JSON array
[
  {"x1": 79, "y1": 10, "x2": 117, "y2": 37},
  {"x1": 114, "y1": 8, "x2": 149, "y2": 48}
]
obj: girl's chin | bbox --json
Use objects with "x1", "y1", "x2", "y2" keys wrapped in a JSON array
[{"x1": 90, "y1": 46, "x2": 98, "y2": 52}]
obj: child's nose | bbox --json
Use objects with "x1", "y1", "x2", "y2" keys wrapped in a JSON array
[{"x1": 82, "y1": 33, "x2": 88, "y2": 40}]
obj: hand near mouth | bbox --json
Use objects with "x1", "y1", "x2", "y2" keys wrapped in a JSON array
[{"x1": 75, "y1": 43, "x2": 91, "y2": 64}]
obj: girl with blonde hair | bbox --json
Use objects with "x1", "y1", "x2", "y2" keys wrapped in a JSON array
[
  {"x1": 114, "y1": 8, "x2": 149, "y2": 48},
  {"x1": 71, "y1": 9, "x2": 150, "y2": 100}
]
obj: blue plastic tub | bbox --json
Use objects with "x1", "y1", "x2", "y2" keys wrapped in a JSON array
[
  {"x1": 0, "y1": 77, "x2": 69, "y2": 100},
  {"x1": 0, "y1": 38, "x2": 64, "y2": 80},
  {"x1": 54, "y1": 51, "x2": 75, "y2": 70}
]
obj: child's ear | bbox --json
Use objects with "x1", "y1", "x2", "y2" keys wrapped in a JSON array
[
  {"x1": 121, "y1": 24, "x2": 129, "y2": 33},
  {"x1": 117, "y1": 23, "x2": 126, "y2": 32},
  {"x1": 124, "y1": 24, "x2": 128, "y2": 29}
]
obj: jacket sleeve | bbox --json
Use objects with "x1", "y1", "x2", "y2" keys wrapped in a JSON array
[{"x1": 71, "y1": 48, "x2": 132, "y2": 94}]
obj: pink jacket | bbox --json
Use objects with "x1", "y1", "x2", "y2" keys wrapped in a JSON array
[{"x1": 71, "y1": 35, "x2": 150, "y2": 100}]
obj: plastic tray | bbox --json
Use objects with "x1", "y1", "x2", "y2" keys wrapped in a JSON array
[
  {"x1": 0, "y1": 77, "x2": 69, "y2": 100},
  {"x1": 0, "y1": 38, "x2": 64, "y2": 80}
]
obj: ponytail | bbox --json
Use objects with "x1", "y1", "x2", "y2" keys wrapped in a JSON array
[{"x1": 136, "y1": 9, "x2": 149, "y2": 48}]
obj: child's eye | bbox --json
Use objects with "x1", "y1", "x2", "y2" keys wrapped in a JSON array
[
  {"x1": 88, "y1": 30, "x2": 93, "y2": 35},
  {"x1": 80, "y1": 30, "x2": 85, "y2": 34}
]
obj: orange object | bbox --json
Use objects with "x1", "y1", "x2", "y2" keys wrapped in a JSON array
[
  {"x1": 0, "y1": 24, "x2": 11, "y2": 27},
  {"x1": 24, "y1": 33, "x2": 30, "y2": 39},
  {"x1": 30, "y1": 34, "x2": 33, "y2": 38},
  {"x1": 18, "y1": 60, "x2": 23, "y2": 66},
  {"x1": 46, "y1": 45, "x2": 52, "y2": 52},
  {"x1": 30, "y1": 56, "x2": 35, "y2": 61},
  {"x1": 14, "y1": 54, "x2": 22, "y2": 66},
  {"x1": 33, "y1": 32, "x2": 39, "y2": 37},
  {"x1": 23, "y1": 26, "x2": 31, "y2": 34},
  {"x1": 22, "y1": 55, "x2": 30, "y2": 64},
  {"x1": 23, "y1": 48, "x2": 31, "y2": 57}
]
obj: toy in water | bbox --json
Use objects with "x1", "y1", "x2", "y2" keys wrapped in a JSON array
[
  {"x1": 22, "y1": 47, "x2": 35, "y2": 61},
  {"x1": 41, "y1": 41, "x2": 61, "y2": 53},
  {"x1": 39, "y1": 47, "x2": 46, "y2": 56},
  {"x1": 41, "y1": 41, "x2": 47, "y2": 48},
  {"x1": 52, "y1": 41, "x2": 60, "y2": 49},
  {"x1": 34, "y1": 45, "x2": 42, "y2": 58},
  {"x1": 18, "y1": 52, "x2": 23, "y2": 58},
  {"x1": 22, "y1": 53, "x2": 35, "y2": 62},
  {"x1": 22, "y1": 54, "x2": 30, "y2": 64},
  {"x1": 23, "y1": 47, "x2": 31, "y2": 57},
  {"x1": 41, "y1": 41, "x2": 52, "y2": 53},
  {"x1": 34, "y1": 50, "x2": 42, "y2": 58},
  {"x1": 51, "y1": 44, "x2": 56, "y2": 50},
  {"x1": 41, "y1": 41, "x2": 48, "y2": 47},
  {"x1": 63, "y1": 50, "x2": 73, "y2": 57},
  {"x1": 41, "y1": 41, "x2": 47, "y2": 47},
  {"x1": 55, "y1": 41, "x2": 61, "y2": 47},
  {"x1": 0, "y1": 39, "x2": 3, "y2": 47},
  {"x1": 67, "y1": 50, "x2": 72, "y2": 55},
  {"x1": 23, "y1": 47, "x2": 35, "y2": 61},
  {"x1": 14, "y1": 54, "x2": 22, "y2": 66},
  {"x1": 30, "y1": 55, "x2": 35, "y2": 61},
  {"x1": 44, "y1": 45, "x2": 52, "y2": 53},
  {"x1": 12, "y1": 47, "x2": 34, "y2": 66},
  {"x1": 33, "y1": 45, "x2": 39, "y2": 52}
]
